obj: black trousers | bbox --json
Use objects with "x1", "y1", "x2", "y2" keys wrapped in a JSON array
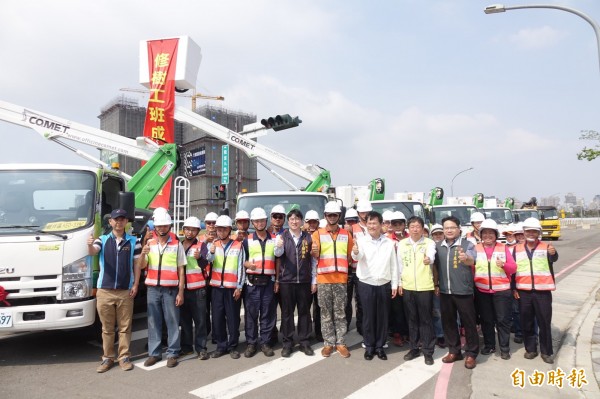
[
  {"x1": 279, "y1": 282, "x2": 313, "y2": 348},
  {"x1": 475, "y1": 289, "x2": 512, "y2": 352},
  {"x1": 518, "y1": 290, "x2": 553, "y2": 356},
  {"x1": 211, "y1": 287, "x2": 242, "y2": 352},
  {"x1": 357, "y1": 280, "x2": 391, "y2": 351},
  {"x1": 440, "y1": 293, "x2": 479, "y2": 358},
  {"x1": 312, "y1": 292, "x2": 321, "y2": 338},
  {"x1": 346, "y1": 273, "x2": 363, "y2": 334},
  {"x1": 390, "y1": 295, "x2": 409, "y2": 336},
  {"x1": 403, "y1": 289, "x2": 435, "y2": 355}
]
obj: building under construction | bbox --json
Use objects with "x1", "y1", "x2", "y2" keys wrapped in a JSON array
[{"x1": 98, "y1": 96, "x2": 258, "y2": 218}]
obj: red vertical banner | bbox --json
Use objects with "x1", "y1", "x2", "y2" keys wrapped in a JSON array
[{"x1": 143, "y1": 38, "x2": 179, "y2": 210}]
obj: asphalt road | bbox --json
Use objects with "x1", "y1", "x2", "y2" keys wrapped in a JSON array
[{"x1": 0, "y1": 228, "x2": 598, "y2": 399}]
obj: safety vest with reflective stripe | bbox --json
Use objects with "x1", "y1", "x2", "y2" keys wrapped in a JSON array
[
  {"x1": 466, "y1": 231, "x2": 480, "y2": 245},
  {"x1": 514, "y1": 242, "x2": 556, "y2": 291},
  {"x1": 210, "y1": 240, "x2": 243, "y2": 289},
  {"x1": 317, "y1": 228, "x2": 349, "y2": 274},
  {"x1": 185, "y1": 242, "x2": 208, "y2": 290},
  {"x1": 474, "y1": 243, "x2": 510, "y2": 292},
  {"x1": 246, "y1": 235, "x2": 276, "y2": 276},
  {"x1": 398, "y1": 238, "x2": 435, "y2": 291},
  {"x1": 146, "y1": 238, "x2": 180, "y2": 287}
]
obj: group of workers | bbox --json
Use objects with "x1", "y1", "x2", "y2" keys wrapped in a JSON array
[{"x1": 89, "y1": 199, "x2": 558, "y2": 373}]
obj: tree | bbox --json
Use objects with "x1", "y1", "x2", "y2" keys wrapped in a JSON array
[{"x1": 577, "y1": 130, "x2": 600, "y2": 161}]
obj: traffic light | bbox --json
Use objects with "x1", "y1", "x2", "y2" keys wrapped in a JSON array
[
  {"x1": 260, "y1": 114, "x2": 302, "y2": 131},
  {"x1": 213, "y1": 184, "x2": 226, "y2": 200},
  {"x1": 218, "y1": 184, "x2": 226, "y2": 200}
]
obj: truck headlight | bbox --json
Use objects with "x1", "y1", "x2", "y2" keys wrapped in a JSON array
[
  {"x1": 62, "y1": 257, "x2": 92, "y2": 300},
  {"x1": 63, "y1": 280, "x2": 90, "y2": 299}
]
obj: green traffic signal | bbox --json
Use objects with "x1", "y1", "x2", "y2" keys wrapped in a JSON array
[{"x1": 260, "y1": 114, "x2": 302, "y2": 131}]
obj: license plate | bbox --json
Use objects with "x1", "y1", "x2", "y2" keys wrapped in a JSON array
[{"x1": 0, "y1": 311, "x2": 13, "y2": 328}]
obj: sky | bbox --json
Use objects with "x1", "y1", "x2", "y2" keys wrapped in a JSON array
[{"x1": 1, "y1": 0, "x2": 599, "y2": 205}]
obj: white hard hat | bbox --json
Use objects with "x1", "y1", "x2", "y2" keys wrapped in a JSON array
[
  {"x1": 305, "y1": 210, "x2": 320, "y2": 221},
  {"x1": 152, "y1": 207, "x2": 168, "y2": 218},
  {"x1": 391, "y1": 211, "x2": 406, "y2": 221},
  {"x1": 216, "y1": 215, "x2": 233, "y2": 228},
  {"x1": 356, "y1": 200, "x2": 372, "y2": 213},
  {"x1": 522, "y1": 217, "x2": 542, "y2": 232},
  {"x1": 183, "y1": 216, "x2": 201, "y2": 229},
  {"x1": 235, "y1": 210, "x2": 250, "y2": 220},
  {"x1": 470, "y1": 212, "x2": 485, "y2": 223},
  {"x1": 382, "y1": 210, "x2": 393, "y2": 222},
  {"x1": 324, "y1": 201, "x2": 342, "y2": 214},
  {"x1": 480, "y1": 219, "x2": 499, "y2": 235},
  {"x1": 270, "y1": 205, "x2": 286, "y2": 215},
  {"x1": 344, "y1": 208, "x2": 358, "y2": 220},
  {"x1": 504, "y1": 223, "x2": 517, "y2": 234},
  {"x1": 430, "y1": 224, "x2": 443, "y2": 234},
  {"x1": 250, "y1": 207, "x2": 268, "y2": 220},
  {"x1": 319, "y1": 218, "x2": 327, "y2": 228},
  {"x1": 154, "y1": 213, "x2": 172, "y2": 226},
  {"x1": 513, "y1": 223, "x2": 524, "y2": 234},
  {"x1": 205, "y1": 212, "x2": 219, "y2": 222}
]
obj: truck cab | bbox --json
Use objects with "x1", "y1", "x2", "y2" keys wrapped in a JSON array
[
  {"x1": 431, "y1": 205, "x2": 478, "y2": 235},
  {"x1": 236, "y1": 191, "x2": 329, "y2": 230},
  {"x1": 371, "y1": 200, "x2": 428, "y2": 224},
  {"x1": 537, "y1": 206, "x2": 561, "y2": 240},
  {"x1": 0, "y1": 164, "x2": 126, "y2": 332},
  {"x1": 482, "y1": 207, "x2": 514, "y2": 242}
]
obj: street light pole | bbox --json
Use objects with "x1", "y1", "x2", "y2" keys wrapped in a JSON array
[
  {"x1": 484, "y1": 4, "x2": 600, "y2": 73},
  {"x1": 451, "y1": 167, "x2": 474, "y2": 197}
]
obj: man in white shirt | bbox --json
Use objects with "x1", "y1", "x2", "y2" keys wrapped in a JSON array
[{"x1": 351, "y1": 211, "x2": 398, "y2": 361}]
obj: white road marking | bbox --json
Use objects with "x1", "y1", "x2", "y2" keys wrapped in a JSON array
[
  {"x1": 189, "y1": 330, "x2": 362, "y2": 399},
  {"x1": 347, "y1": 350, "x2": 445, "y2": 398}
]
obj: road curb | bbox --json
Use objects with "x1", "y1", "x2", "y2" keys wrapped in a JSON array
[{"x1": 555, "y1": 254, "x2": 600, "y2": 398}]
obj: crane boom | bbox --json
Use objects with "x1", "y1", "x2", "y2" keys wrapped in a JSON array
[
  {"x1": 0, "y1": 100, "x2": 159, "y2": 161},
  {"x1": 0, "y1": 100, "x2": 179, "y2": 209},
  {"x1": 174, "y1": 106, "x2": 331, "y2": 191}
]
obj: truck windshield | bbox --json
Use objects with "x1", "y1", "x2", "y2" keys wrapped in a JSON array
[
  {"x1": 514, "y1": 210, "x2": 540, "y2": 221},
  {"x1": 483, "y1": 208, "x2": 514, "y2": 224},
  {"x1": 237, "y1": 194, "x2": 328, "y2": 229},
  {"x1": 371, "y1": 202, "x2": 426, "y2": 221},
  {"x1": 539, "y1": 208, "x2": 559, "y2": 220},
  {"x1": 0, "y1": 170, "x2": 96, "y2": 234},
  {"x1": 432, "y1": 206, "x2": 478, "y2": 226}
]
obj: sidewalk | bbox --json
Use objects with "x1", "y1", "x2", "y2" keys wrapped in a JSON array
[{"x1": 471, "y1": 252, "x2": 600, "y2": 398}]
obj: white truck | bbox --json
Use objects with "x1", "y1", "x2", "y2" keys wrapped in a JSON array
[{"x1": 0, "y1": 100, "x2": 180, "y2": 333}]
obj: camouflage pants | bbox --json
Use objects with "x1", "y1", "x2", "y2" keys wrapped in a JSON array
[{"x1": 317, "y1": 283, "x2": 347, "y2": 346}]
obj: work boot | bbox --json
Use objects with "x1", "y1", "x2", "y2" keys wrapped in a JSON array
[
  {"x1": 166, "y1": 357, "x2": 178, "y2": 368},
  {"x1": 403, "y1": 349, "x2": 421, "y2": 361},
  {"x1": 261, "y1": 344, "x2": 274, "y2": 357},
  {"x1": 281, "y1": 347, "x2": 292, "y2": 358},
  {"x1": 96, "y1": 358, "x2": 114, "y2": 373},
  {"x1": 119, "y1": 357, "x2": 133, "y2": 371},
  {"x1": 321, "y1": 345, "x2": 334, "y2": 358},
  {"x1": 143, "y1": 356, "x2": 160, "y2": 367},
  {"x1": 336, "y1": 344, "x2": 350, "y2": 358},
  {"x1": 244, "y1": 344, "x2": 257, "y2": 358},
  {"x1": 524, "y1": 351, "x2": 539, "y2": 360}
]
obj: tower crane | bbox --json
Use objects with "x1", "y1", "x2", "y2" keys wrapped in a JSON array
[{"x1": 119, "y1": 88, "x2": 224, "y2": 110}]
